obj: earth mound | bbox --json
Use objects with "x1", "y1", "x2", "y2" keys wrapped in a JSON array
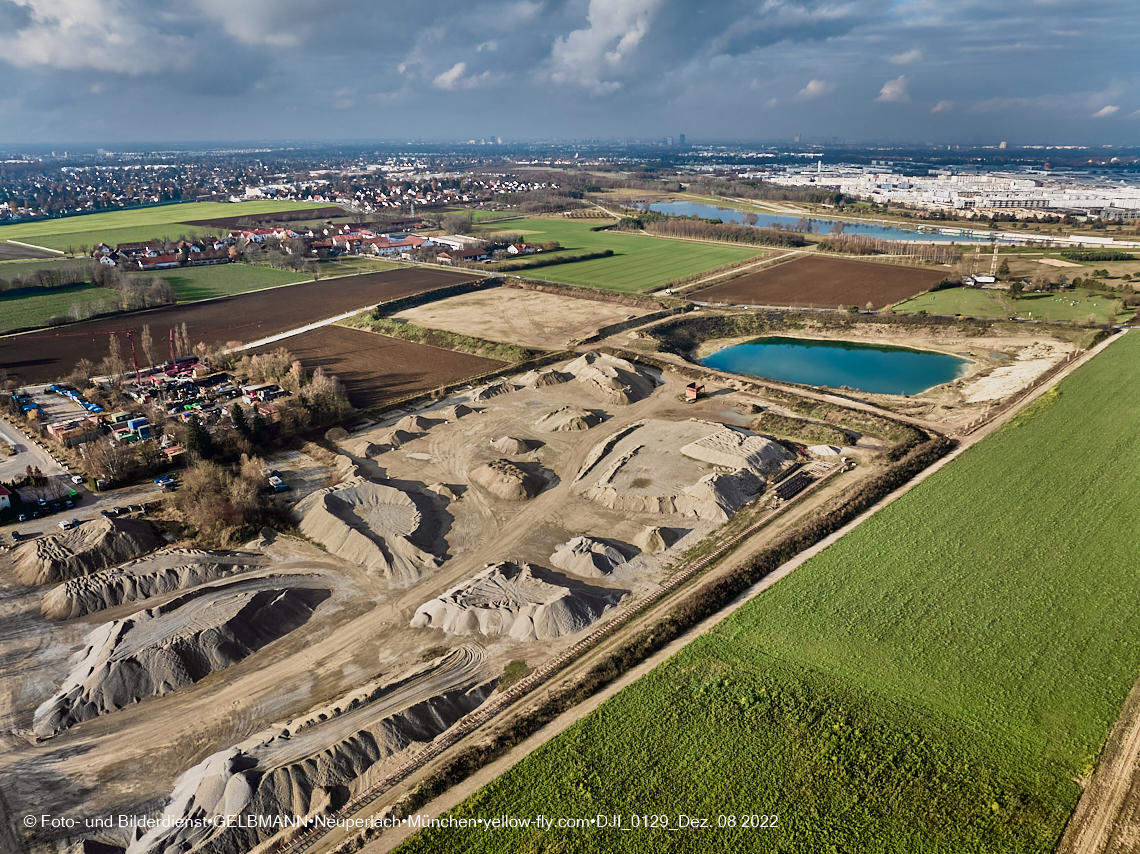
[
  {"x1": 534, "y1": 405, "x2": 601, "y2": 433},
  {"x1": 41, "y1": 549, "x2": 272, "y2": 620},
  {"x1": 410, "y1": 562, "x2": 623, "y2": 641},
  {"x1": 471, "y1": 380, "x2": 515, "y2": 401},
  {"x1": 550, "y1": 536, "x2": 630, "y2": 578},
  {"x1": 12, "y1": 518, "x2": 160, "y2": 587},
  {"x1": 680, "y1": 428, "x2": 793, "y2": 477},
  {"x1": 636, "y1": 526, "x2": 679, "y2": 554},
  {"x1": 34, "y1": 584, "x2": 327, "y2": 737},
  {"x1": 518, "y1": 369, "x2": 572, "y2": 388},
  {"x1": 394, "y1": 414, "x2": 438, "y2": 433},
  {"x1": 489, "y1": 436, "x2": 533, "y2": 455},
  {"x1": 294, "y1": 479, "x2": 440, "y2": 581},
  {"x1": 437, "y1": 403, "x2": 474, "y2": 421},
  {"x1": 126, "y1": 647, "x2": 494, "y2": 854},
  {"x1": 469, "y1": 459, "x2": 547, "y2": 501},
  {"x1": 565, "y1": 351, "x2": 654, "y2": 405}
]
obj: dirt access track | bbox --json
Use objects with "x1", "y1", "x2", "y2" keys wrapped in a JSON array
[
  {"x1": 693, "y1": 255, "x2": 946, "y2": 309},
  {"x1": 249, "y1": 325, "x2": 507, "y2": 409},
  {"x1": 0, "y1": 267, "x2": 476, "y2": 385}
]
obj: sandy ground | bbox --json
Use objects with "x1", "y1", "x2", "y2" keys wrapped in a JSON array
[
  {"x1": 393, "y1": 289, "x2": 654, "y2": 350},
  {"x1": 0, "y1": 353, "x2": 825, "y2": 854},
  {"x1": 1038, "y1": 258, "x2": 1083, "y2": 268}
]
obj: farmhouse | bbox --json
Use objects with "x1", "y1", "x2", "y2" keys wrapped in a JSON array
[
  {"x1": 507, "y1": 243, "x2": 538, "y2": 255},
  {"x1": 136, "y1": 254, "x2": 181, "y2": 271},
  {"x1": 438, "y1": 248, "x2": 490, "y2": 264},
  {"x1": 0, "y1": 484, "x2": 11, "y2": 510}
]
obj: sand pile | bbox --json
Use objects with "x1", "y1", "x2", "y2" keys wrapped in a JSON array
[
  {"x1": 489, "y1": 436, "x2": 533, "y2": 455},
  {"x1": 534, "y1": 405, "x2": 601, "y2": 432},
  {"x1": 550, "y1": 536, "x2": 630, "y2": 578},
  {"x1": 636, "y1": 526, "x2": 678, "y2": 554},
  {"x1": 411, "y1": 562, "x2": 623, "y2": 641},
  {"x1": 518, "y1": 369, "x2": 572, "y2": 388},
  {"x1": 680, "y1": 428, "x2": 793, "y2": 477},
  {"x1": 12, "y1": 518, "x2": 159, "y2": 587},
  {"x1": 808, "y1": 444, "x2": 844, "y2": 456},
  {"x1": 469, "y1": 460, "x2": 547, "y2": 501},
  {"x1": 437, "y1": 403, "x2": 474, "y2": 421},
  {"x1": 565, "y1": 351, "x2": 654, "y2": 405},
  {"x1": 294, "y1": 478, "x2": 439, "y2": 581},
  {"x1": 376, "y1": 428, "x2": 418, "y2": 450},
  {"x1": 34, "y1": 584, "x2": 327, "y2": 737},
  {"x1": 471, "y1": 380, "x2": 515, "y2": 401},
  {"x1": 394, "y1": 414, "x2": 438, "y2": 433},
  {"x1": 127, "y1": 647, "x2": 494, "y2": 854},
  {"x1": 41, "y1": 549, "x2": 272, "y2": 620},
  {"x1": 579, "y1": 420, "x2": 775, "y2": 522}
]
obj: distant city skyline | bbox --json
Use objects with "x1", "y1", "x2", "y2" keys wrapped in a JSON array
[{"x1": 0, "y1": 0, "x2": 1136, "y2": 146}]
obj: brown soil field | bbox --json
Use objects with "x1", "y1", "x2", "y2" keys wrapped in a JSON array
[
  {"x1": 0, "y1": 242, "x2": 58, "y2": 261},
  {"x1": 250, "y1": 325, "x2": 506, "y2": 408},
  {"x1": 394, "y1": 289, "x2": 653, "y2": 349},
  {"x1": 0, "y1": 267, "x2": 475, "y2": 384},
  {"x1": 693, "y1": 256, "x2": 946, "y2": 308},
  {"x1": 178, "y1": 206, "x2": 346, "y2": 230}
]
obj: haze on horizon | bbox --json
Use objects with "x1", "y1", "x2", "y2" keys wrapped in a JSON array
[{"x1": 0, "y1": 0, "x2": 1136, "y2": 148}]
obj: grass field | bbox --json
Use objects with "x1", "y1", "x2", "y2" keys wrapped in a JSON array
[
  {"x1": 483, "y1": 217, "x2": 761, "y2": 291},
  {"x1": 0, "y1": 200, "x2": 329, "y2": 250},
  {"x1": 316, "y1": 257, "x2": 402, "y2": 277},
  {"x1": 895, "y1": 286, "x2": 1127, "y2": 323},
  {"x1": 0, "y1": 256, "x2": 84, "y2": 280},
  {"x1": 0, "y1": 283, "x2": 116, "y2": 334},
  {"x1": 397, "y1": 332, "x2": 1140, "y2": 853},
  {"x1": 140, "y1": 264, "x2": 309, "y2": 302}
]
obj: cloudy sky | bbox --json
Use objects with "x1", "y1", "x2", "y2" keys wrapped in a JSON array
[{"x1": 0, "y1": 0, "x2": 1136, "y2": 146}]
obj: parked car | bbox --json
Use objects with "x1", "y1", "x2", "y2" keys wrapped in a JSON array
[
  {"x1": 10, "y1": 531, "x2": 22, "y2": 542},
  {"x1": 58, "y1": 519, "x2": 74, "y2": 530},
  {"x1": 71, "y1": 475, "x2": 85, "y2": 484}
]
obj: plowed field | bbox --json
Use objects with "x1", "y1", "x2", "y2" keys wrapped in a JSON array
[
  {"x1": 694, "y1": 256, "x2": 945, "y2": 308},
  {"x1": 249, "y1": 325, "x2": 505, "y2": 408},
  {"x1": 0, "y1": 267, "x2": 475, "y2": 384}
]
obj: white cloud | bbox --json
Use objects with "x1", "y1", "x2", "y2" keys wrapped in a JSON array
[
  {"x1": 876, "y1": 75, "x2": 909, "y2": 102},
  {"x1": 931, "y1": 99, "x2": 953, "y2": 113},
  {"x1": 889, "y1": 48, "x2": 922, "y2": 65},
  {"x1": 1093, "y1": 105, "x2": 1119, "y2": 117},
  {"x1": 795, "y1": 79, "x2": 834, "y2": 100},
  {"x1": 432, "y1": 61, "x2": 493, "y2": 91},
  {"x1": 550, "y1": 0, "x2": 663, "y2": 96},
  {"x1": 0, "y1": 0, "x2": 195, "y2": 74}
]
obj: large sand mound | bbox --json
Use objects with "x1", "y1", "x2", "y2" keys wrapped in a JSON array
[
  {"x1": 579, "y1": 419, "x2": 782, "y2": 522},
  {"x1": 636, "y1": 525, "x2": 679, "y2": 554},
  {"x1": 394, "y1": 414, "x2": 438, "y2": 433},
  {"x1": 469, "y1": 459, "x2": 547, "y2": 501},
  {"x1": 489, "y1": 436, "x2": 534, "y2": 455},
  {"x1": 34, "y1": 583, "x2": 327, "y2": 737},
  {"x1": 436, "y1": 403, "x2": 475, "y2": 421},
  {"x1": 471, "y1": 380, "x2": 515, "y2": 401},
  {"x1": 12, "y1": 518, "x2": 159, "y2": 587},
  {"x1": 41, "y1": 549, "x2": 272, "y2": 620},
  {"x1": 294, "y1": 478, "x2": 440, "y2": 581},
  {"x1": 565, "y1": 351, "x2": 654, "y2": 405},
  {"x1": 680, "y1": 428, "x2": 793, "y2": 477},
  {"x1": 410, "y1": 562, "x2": 623, "y2": 641},
  {"x1": 550, "y1": 536, "x2": 630, "y2": 578},
  {"x1": 127, "y1": 647, "x2": 493, "y2": 854},
  {"x1": 534, "y1": 405, "x2": 601, "y2": 432},
  {"x1": 518, "y1": 369, "x2": 572, "y2": 388}
]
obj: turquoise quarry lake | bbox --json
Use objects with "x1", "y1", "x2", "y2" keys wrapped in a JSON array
[{"x1": 703, "y1": 337, "x2": 969, "y2": 395}]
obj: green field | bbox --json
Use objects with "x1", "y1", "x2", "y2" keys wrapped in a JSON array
[
  {"x1": 0, "y1": 283, "x2": 118, "y2": 334},
  {"x1": 141, "y1": 264, "x2": 309, "y2": 302},
  {"x1": 483, "y1": 217, "x2": 761, "y2": 291},
  {"x1": 0, "y1": 200, "x2": 330, "y2": 250},
  {"x1": 895, "y1": 285, "x2": 1127, "y2": 323},
  {"x1": 315, "y1": 257, "x2": 402, "y2": 277},
  {"x1": 398, "y1": 332, "x2": 1140, "y2": 853}
]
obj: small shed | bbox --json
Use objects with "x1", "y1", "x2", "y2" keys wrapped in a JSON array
[{"x1": 685, "y1": 382, "x2": 705, "y2": 401}]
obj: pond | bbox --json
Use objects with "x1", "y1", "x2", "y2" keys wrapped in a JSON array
[
  {"x1": 702, "y1": 336, "x2": 969, "y2": 395},
  {"x1": 649, "y1": 200, "x2": 1014, "y2": 245}
]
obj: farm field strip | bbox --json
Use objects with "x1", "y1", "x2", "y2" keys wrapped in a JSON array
[
  {"x1": 0, "y1": 200, "x2": 330, "y2": 244},
  {"x1": 0, "y1": 283, "x2": 116, "y2": 334},
  {"x1": 694, "y1": 255, "x2": 945, "y2": 308},
  {"x1": 248, "y1": 325, "x2": 506, "y2": 409},
  {"x1": 482, "y1": 216, "x2": 761, "y2": 292},
  {"x1": 894, "y1": 286, "x2": 1128, "y2": 324},
  {"x1": 392, "y1": 331, "x2": 1140, "y2": 854},
  {"x1": 0, "y1": 267, "x2": 476, "y2": 385}
]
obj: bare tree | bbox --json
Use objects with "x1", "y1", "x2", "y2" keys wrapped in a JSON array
[{"x1": 140, "y1": 324, "x2": 155, "y2": 370}]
